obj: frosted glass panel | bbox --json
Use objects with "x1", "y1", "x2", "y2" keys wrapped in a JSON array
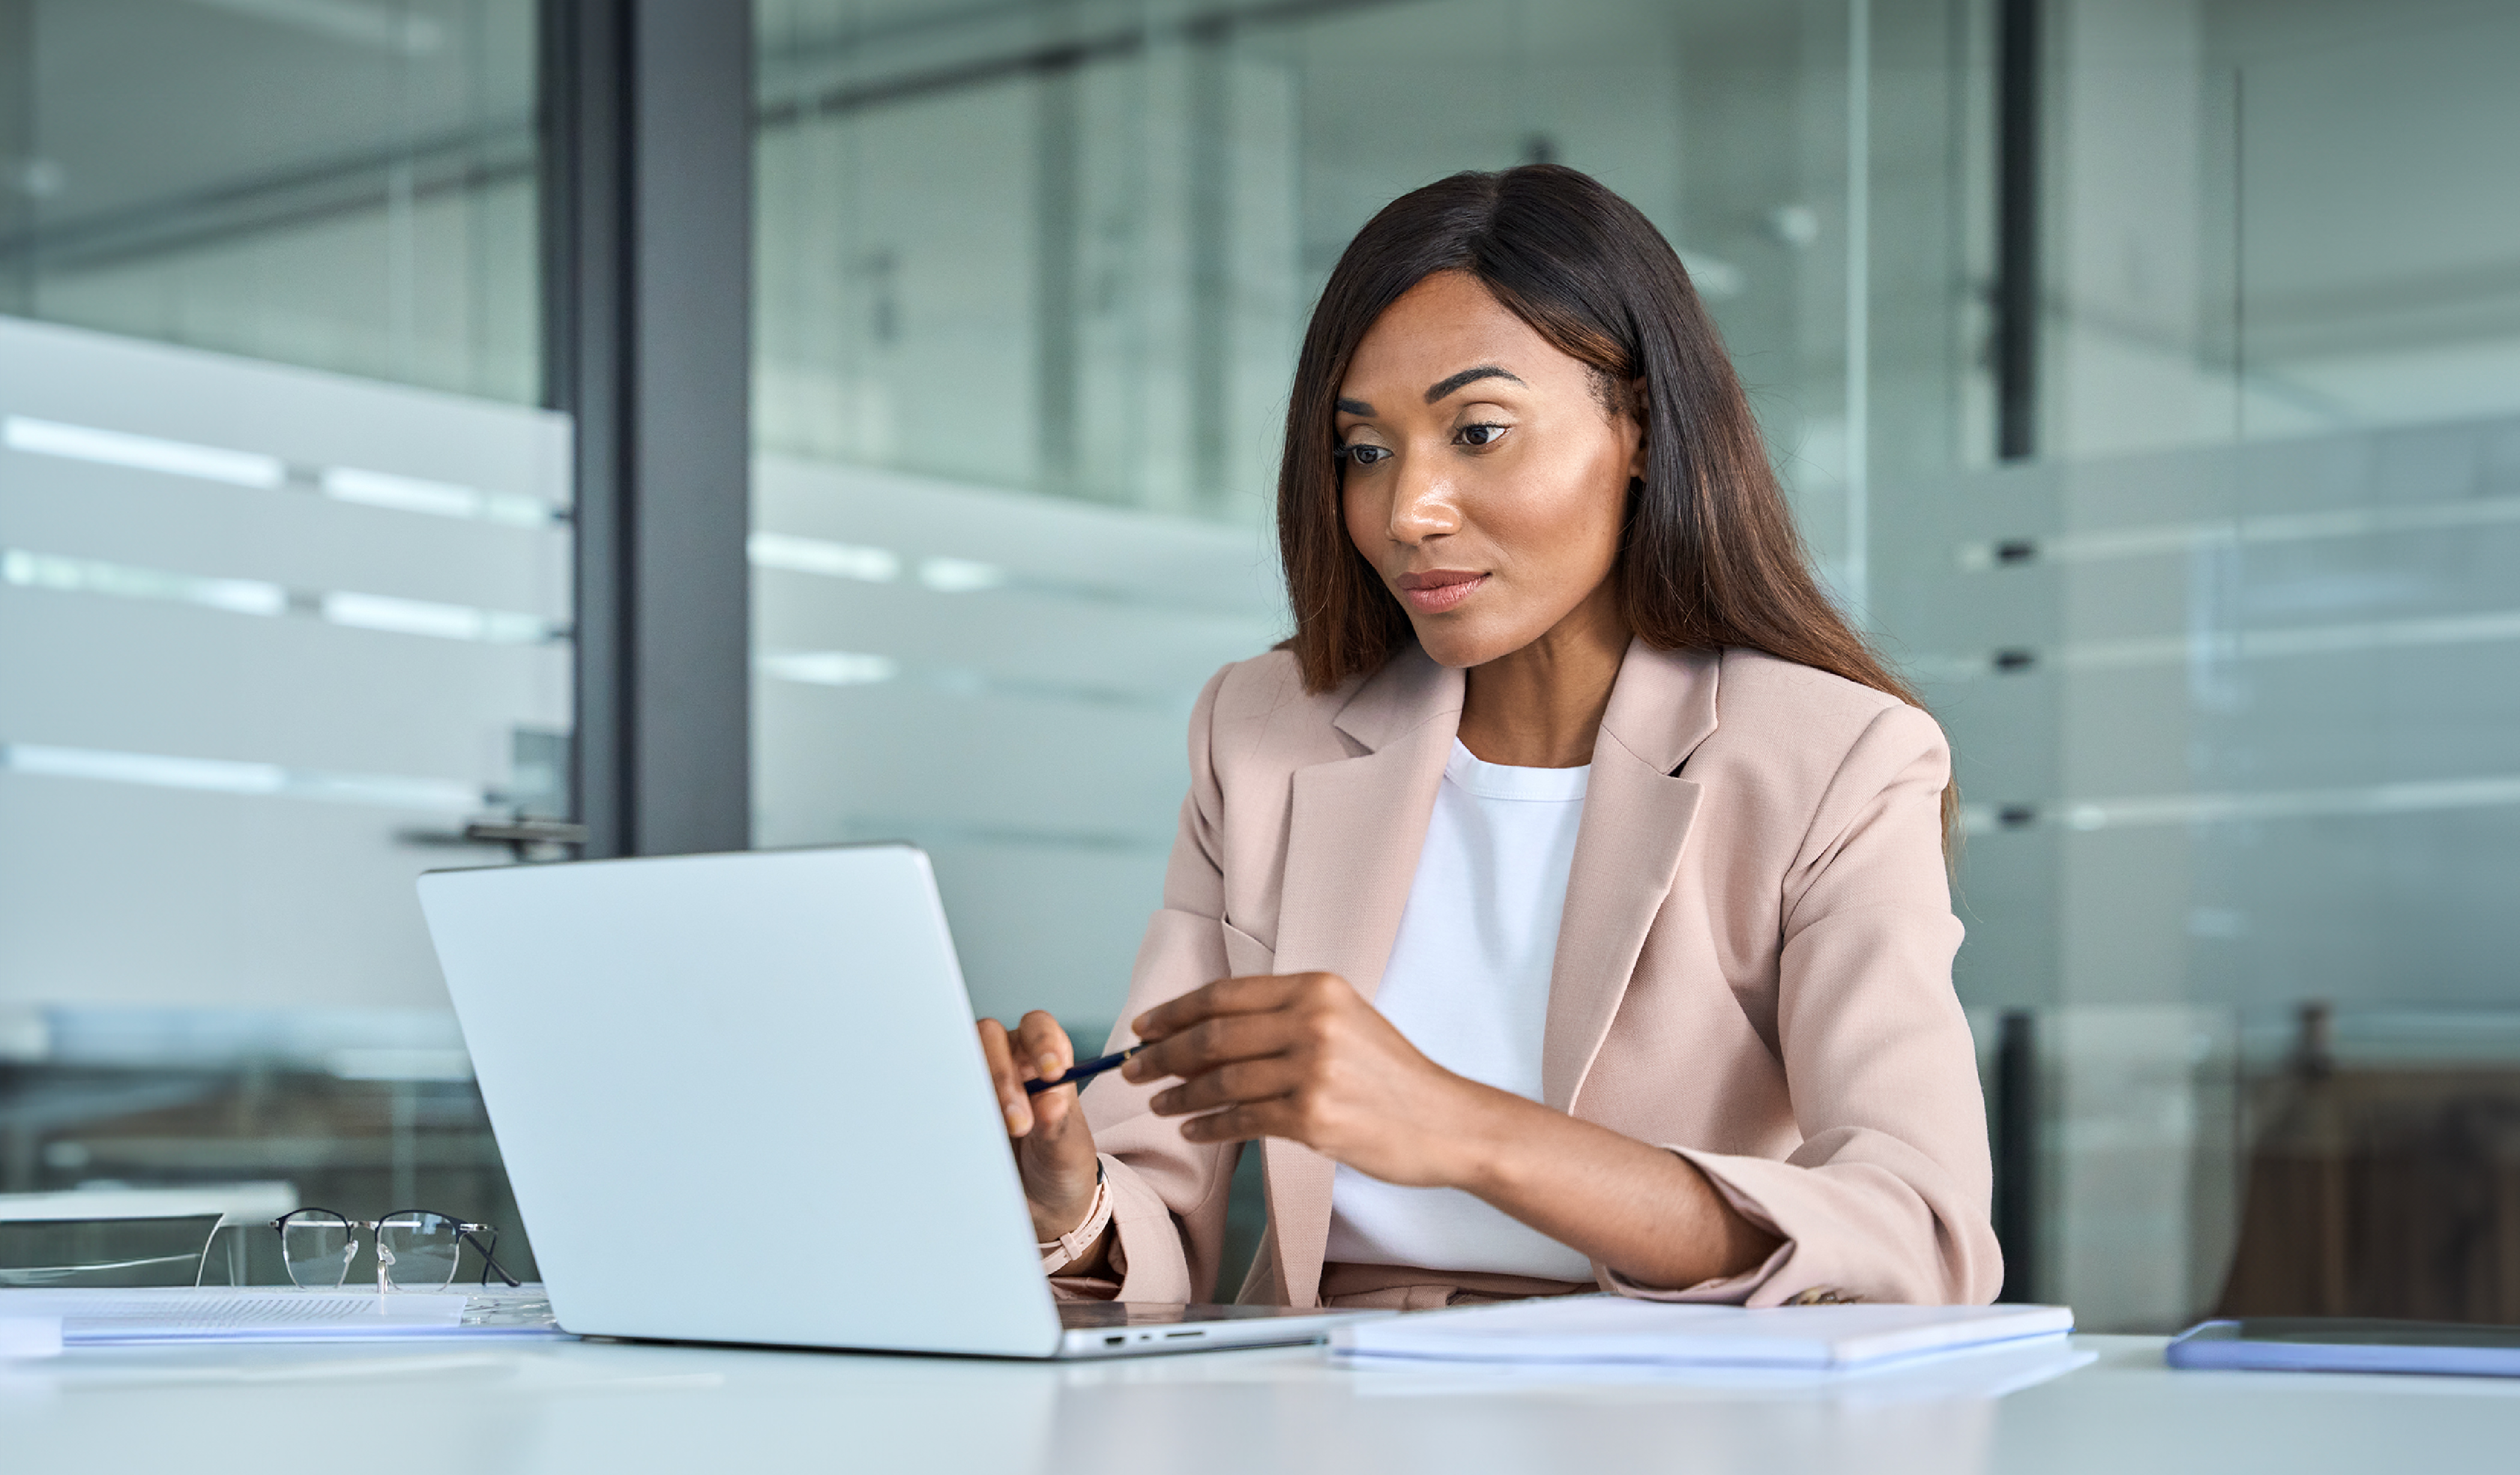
[
  {"x1": 1884, "y1": 414, "x2": 2520, "y2": 1015},
  {"x1": 0, "y1": 316, "x2": 571, "y2": 1009},
  {"x1": 753, "y1": 456, "x2": 1278, "y2": 1027}
]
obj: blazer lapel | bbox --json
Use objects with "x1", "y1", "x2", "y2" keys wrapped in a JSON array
[
  {"x1": 1263, "y1": 645, "x2": 1461, "y2": 1307},
  {"x1": 1541, "y1": 642, "x2": 1721, "y2": 1111}
]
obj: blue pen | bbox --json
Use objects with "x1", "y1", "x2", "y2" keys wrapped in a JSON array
[{"x1": 1025, "y1": 1042, "x2": 1147, "y2": 1095}]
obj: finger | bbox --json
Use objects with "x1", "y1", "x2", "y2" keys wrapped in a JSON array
[
  {"x1": 1016, "y1": 1010, "x2": 1078, "y2": 1128},
  {"x1": 1130, "y1": 973, "x2": 1303, "y2": 1046},
  {"x1": 1015, "y1": 1010, "x2": 1075, "y2": 1082},
  {"x1": 1176, "y1": 1099, "x2": 1293, "y2": 1145},
  {"x1": 977, "y1": 1019, "x2": 1033, "y2": 1137},
  {"x1": 1130, "y1": 1011, "x2": 1295, "y2": 1086},
  {"x1": 1150, "y1": 1056, "x2": 1304, "y2": 1117}
]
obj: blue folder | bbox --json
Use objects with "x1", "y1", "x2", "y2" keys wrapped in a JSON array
[{"x1": 2169, "y1": 1318, "x2": 2520, "y2": 1377}]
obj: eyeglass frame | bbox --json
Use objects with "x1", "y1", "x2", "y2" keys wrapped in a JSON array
[{"x1": 267, "y1": 1205, "x2": 522, "y2": 1293}]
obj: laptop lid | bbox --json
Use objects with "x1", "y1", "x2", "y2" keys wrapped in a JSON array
[{"x1": 417, "y1": 844, "x2": 1066, "y2": 1357}]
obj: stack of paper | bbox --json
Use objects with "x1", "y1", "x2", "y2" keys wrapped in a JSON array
[
  {"x1": 0, "y1": 1285, "x2": 561, "y2": 1348},
  {"x1": 1, "y1": 1314, "x2": 61, "y2": 1359},
  {"x1": 1330, "y1": 1295, "x2": 2073, "y2": 1370}
]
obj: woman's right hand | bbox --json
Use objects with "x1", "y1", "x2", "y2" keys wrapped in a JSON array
[{"x1": 977, "y1": 1010, "x2": 1108, "y2": 1258}]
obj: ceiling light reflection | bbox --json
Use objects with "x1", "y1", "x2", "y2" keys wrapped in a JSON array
[
  {"x1": 918, "y1": 556, "x2": 1005, "y2": 593},
  {"x1": 1, "y1": 740, "x2": 483, "y2": 812},
  {"x1": 4, "y1": 414, "x2": 283, "y2": 489},
  {"x1": 757, "y1": 650, "x2": 899, "y2": 686},
  {"x1": 748, "y1": 532, "x2": 901, "y2": 582},
  {"x1": 3, "y1": 548, "x2": 288, "y2": 617},
  {"x1": 321, "y1": 466, "x2": 483, "y2": 519}
]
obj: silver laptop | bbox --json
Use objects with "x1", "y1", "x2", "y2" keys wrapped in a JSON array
[{"x1": 415, "y1": 843, "x2": 1373, "y2": 1359}]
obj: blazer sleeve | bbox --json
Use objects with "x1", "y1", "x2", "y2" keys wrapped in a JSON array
[
  {"x1": 1052, "y1": 664, "x2": 1246, "y2": 1305},
  {"x1": 1611, "y1": 702, "x2": 2003, "y2": 1307}
]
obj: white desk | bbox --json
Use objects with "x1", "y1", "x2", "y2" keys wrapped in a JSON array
[{"x1": 5, "y1": 1333, "x2": 2513, "y2": 1473}]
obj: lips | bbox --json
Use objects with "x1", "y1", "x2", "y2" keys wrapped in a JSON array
[{"x1": 1395, "y1": 569, "x2": 1487, "y2": 614}]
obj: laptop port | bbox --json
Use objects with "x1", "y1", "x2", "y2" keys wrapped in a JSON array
[{"x1": 1104, "y1": 1336, "x2": 1126, "y2": 1346}]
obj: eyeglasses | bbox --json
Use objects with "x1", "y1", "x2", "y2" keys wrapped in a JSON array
[{"x1": 268, "y1": 1207, "x2": 522, "y2": 1293}]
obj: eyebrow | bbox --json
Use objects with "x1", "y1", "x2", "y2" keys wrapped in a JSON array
[
  {"x1": 1425, "y1": 365, "x2": 1524, "y2": 403},
  {"x1": 1335, "y1": 365, "x2": 1526, "y2": 419}
]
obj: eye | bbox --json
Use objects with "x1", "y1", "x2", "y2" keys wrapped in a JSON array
[
  {"x1": 1455, "y1": 423, "x2": 1509, "y2": 448},
  {"x1": 1340, "y1": 443, "x2": 1391, "y2": 467}
]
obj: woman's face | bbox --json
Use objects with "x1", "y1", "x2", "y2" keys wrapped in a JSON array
[{"x1": 1337, "y1": 270, "x2": 1644, "y2": 671}]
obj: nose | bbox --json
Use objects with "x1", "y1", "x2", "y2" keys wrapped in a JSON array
[{"x1": 1385, "y1": 454, "x2": 1460, "y2": 546}]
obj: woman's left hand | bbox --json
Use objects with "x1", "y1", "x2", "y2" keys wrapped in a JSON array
[{"x1": 1121, "y1": 971, "x2": 1495, "y2": 1189}]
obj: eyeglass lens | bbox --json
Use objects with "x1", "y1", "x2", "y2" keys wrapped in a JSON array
[
  {"x1": 375, "y1": 1211, "x2": 465, "y2": 1291},
  {"x1": 277, "y1": 1209, "x2": 356, "y2": 1289}
]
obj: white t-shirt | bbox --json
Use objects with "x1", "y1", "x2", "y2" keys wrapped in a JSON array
[{"x1": 1322, "y1": 738, "x2": 1594, "y2": 1282}]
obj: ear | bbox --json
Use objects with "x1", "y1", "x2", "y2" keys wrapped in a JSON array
[{"x1": 1624, "y1": 376, "x2": 1650, "y2": 480}]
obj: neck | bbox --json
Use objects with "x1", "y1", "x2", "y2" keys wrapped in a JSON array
[{"x1": 1456, "y1": 582, "x2": 1630, "y2": 768}]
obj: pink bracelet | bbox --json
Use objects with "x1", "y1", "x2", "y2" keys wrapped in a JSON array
[{"x1": 1039, "y1": 1170, "x2": 1113, "y2": 1274}]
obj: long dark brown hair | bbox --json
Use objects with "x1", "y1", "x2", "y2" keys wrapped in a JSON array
[{"x1": 1276, "y1": 164, "x2": 1951, "y2": 841}]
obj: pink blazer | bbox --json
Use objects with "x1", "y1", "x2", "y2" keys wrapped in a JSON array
[{"x1": 1074, "y1": 638, "x2": 2001, "y2": 1309}]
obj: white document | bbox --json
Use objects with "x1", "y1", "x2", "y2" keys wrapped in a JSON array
[
  {"x1": 1, "y1": 1315, "x2": 63, "y2": 1359},
  {"x1": 1329, "y1": 1296, "x2": 2073, "y2": 1369},
  {"x1": 0, "y1": 1286, "x2": 560, "y2": 1345}
]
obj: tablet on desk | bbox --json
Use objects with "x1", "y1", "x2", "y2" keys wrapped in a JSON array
[{"x1": 2168, "y1": 1318, "x2": 2520, "y2": 1377}]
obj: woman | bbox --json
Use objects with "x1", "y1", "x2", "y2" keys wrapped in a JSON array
[{"x1": 978, "y1": 164, "x2": 2000, "y2": 1311}]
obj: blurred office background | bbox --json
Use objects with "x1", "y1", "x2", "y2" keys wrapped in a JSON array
[{"x1": 5, "y1": 0, "x2": 2518, "y2": 1325}]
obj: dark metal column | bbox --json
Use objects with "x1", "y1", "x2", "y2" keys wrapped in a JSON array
[
  {"x1": 1992, "y1": 1009, "x2": 2040, "y2": 1301},
  {"x1": 1031, "y1": 56, "x2": 1082, "y2": 502},
  {"x1": 1994, "y1": 0, "x2": 2041, "y2": 462},
  {"x1": 543, "y1": 0, "x2": 753, "y2": 858},
  {"x1": 0, "y1": 0, "x2": 34, "y2": 315},
  {"x1": 1184, "y1": 20, "x2": 1232, "y2": 514}
]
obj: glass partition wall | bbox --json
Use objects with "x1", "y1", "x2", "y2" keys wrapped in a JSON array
[
  {"x1": 757, "y1": 0, "x2": 2520, "y2": 1323},
  {"x1": 0, "y1": 0, "x2": 553, "y2": 1283},
  {"x1": 1879, "y1": 0, "x2": 2520, "y2": 1328}
]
